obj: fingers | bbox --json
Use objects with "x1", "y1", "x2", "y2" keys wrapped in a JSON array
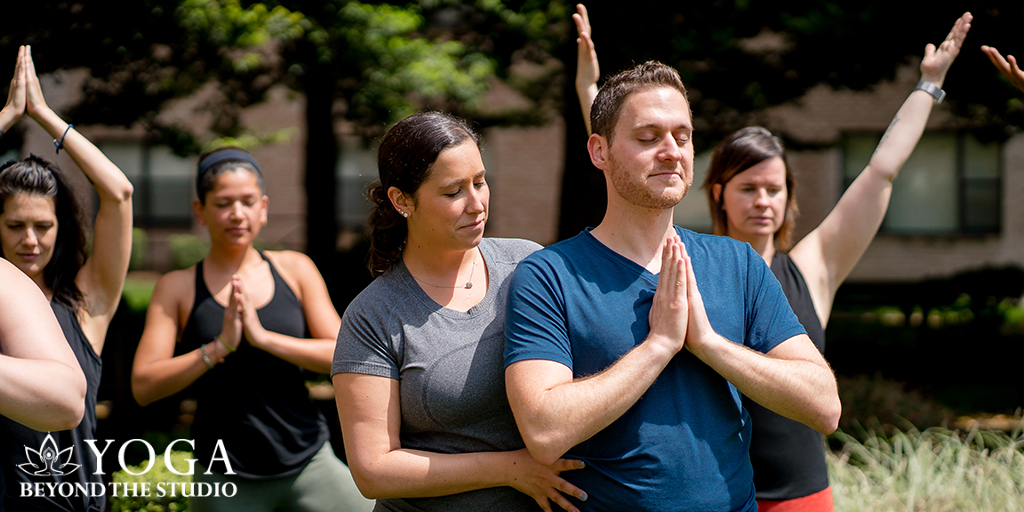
[
  {"x1": 576, "y1": 4, "x2": 590, "y2": 35},
  {"x1": 551, "y1": 458, "x2": 586, "y2": 472},
  {"x1": 982, "y1": 45, "x2": 1011, "y2": 73}
]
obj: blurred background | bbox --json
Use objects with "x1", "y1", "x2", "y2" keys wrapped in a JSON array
[{"x1": 2, "y1": 0, "x2": 1023, "y2": 477}]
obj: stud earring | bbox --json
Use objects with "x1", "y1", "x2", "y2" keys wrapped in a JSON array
[{"x1": 400, "y1": 211, "x2": 408, "y2": 218}]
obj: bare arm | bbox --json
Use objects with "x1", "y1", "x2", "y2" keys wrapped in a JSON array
[
  {"x1": 790, "y1": 12, "x2": 972, "y2": 327},
  {"x1": 0, "y1": 260, "x2": 86, "y2": 431},
  {"x1": 333, "y1": 373, "x2": 586, "y2": 512},
  {"x1": 131, "y1": 270, "x2": 240, "y2": 406},
  {"x1": 573, "y1": 4, "x2": 598, "y2": 135},
  {"x1": 981, "y1": 45, "x2": 1024, "y2": 93},
  {"x1": 506, "y1": 237, "x2": 688, "y2": 465},
  {"x1": 22, "y1": 46, "x2": 134, "y2": 351},
  {"x1": 236, "y1": 251, "x2": 338, "y2": 374}
]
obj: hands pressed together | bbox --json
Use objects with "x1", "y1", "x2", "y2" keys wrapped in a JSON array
[
  {"x1": 1, "y1": 45, "x2": 53, "y2": 133},
  {"x1": 647, "y1": 236, "x2": 716, "y2": 358}
]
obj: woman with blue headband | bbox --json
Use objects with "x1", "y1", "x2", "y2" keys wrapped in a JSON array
[{"x1": 131, "y1": 147, "x2": 371, "y2": 512}]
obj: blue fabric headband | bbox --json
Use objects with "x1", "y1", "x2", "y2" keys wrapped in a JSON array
[{"x1": 195, "y1": 149, "x2": 263, "y2": 195}]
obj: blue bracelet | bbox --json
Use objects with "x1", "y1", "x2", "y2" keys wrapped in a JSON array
[{"x1": 54, "y1": 124, "x2": 73, "y2": 154}]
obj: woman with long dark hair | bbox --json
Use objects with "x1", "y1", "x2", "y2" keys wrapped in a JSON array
[
  {"x1": 573, "y1": 6, "x2": 971, "y2": 510},
  {"x1": 332, "y1": 112, "x2": 587, "y2": 512},
  {"x1": 0, "y1": 45, "x2": 133, "y2": 512},
  {"x1": 131, "y1": 147, "x2": 370, "y2": 512}
]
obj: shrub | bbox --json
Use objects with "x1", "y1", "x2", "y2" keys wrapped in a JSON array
[
  {"x1": 169, "y1": 235, "x2": 208, "y2": 270},
  {"x1": 109, "y1": 451, "x2": 191, "y2": 512}
]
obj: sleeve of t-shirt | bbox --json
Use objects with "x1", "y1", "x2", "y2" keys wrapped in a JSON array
[
  {"x1": 503, "y1": 254, "x2": 574, "y2": 371},
  {"x1": 743, "y1": 245, "x2": 807, "y2": 354},
  {"x1": 332, "y1": 292, "x2": 401, "y2": 379}
]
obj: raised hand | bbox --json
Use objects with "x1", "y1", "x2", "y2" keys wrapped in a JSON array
[
  {"x1": 573, "y1": 4, "x2": 599, "y2": 133},
  {"x1": 920, "y1": 12, "x2": 972, "y2": 85},
  {"x1": 22, "y1": 46, "x2": 51, "y2": 120},
  {"x1": 647, "y1": 236, "x2": 688, "y2": 355},
  {"x1": 506, "y1": 449, "x2": 587, "y2": 512},
  {"x1": 1, "y1": 46, "x2": 28, "y2": 130},
  {"x1": 981, "y1": 45, "x2": 1024, "y2": 93}
]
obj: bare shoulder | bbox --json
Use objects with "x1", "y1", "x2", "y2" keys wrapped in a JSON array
[
  {"x1": 150, "y1": 267, "x2": 196, "y2": 313},
  {"x1": 264, "y1": 250, "x2": 320, "y2": 278}
]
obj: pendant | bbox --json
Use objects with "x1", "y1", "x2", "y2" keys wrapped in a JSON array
[{"x1": 465, "y1": 282, "x2": 473, "y2": 289}]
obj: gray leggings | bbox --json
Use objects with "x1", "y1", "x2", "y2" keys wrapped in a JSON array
[{"x1": 191, "y1": 442, "x2": 373, "y2": 512}]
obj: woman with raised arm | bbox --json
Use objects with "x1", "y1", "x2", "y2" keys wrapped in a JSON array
[
  {"x1": 130, "y1": 148, "x2": 370, "y2": 512},
  {"x1": 332, "y1": 112, "x2": 587, "y2": 512},
  {"x1": 0, "y1": 45, "x2": 133, "y2": 512},
  {"x1": 574, "y1": 6, "x2": 972, "y2": 511}
]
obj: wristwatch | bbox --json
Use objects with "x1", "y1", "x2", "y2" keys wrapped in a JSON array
[{"x1": 915, "y1": 80, "x2": 945, "y2": 104}]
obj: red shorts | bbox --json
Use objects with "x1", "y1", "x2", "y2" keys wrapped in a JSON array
[{"x1": 756, "y1": 486, "x2": 834, "y2": 512}]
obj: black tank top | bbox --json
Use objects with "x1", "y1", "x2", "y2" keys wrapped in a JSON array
[
  {"x1": 0, "y1": 302, "x2": 104, "y2": 512},
  {"x1": 177, "y1": 252, "x2": 328, "y2": 478},
  {"x1": 745, "y1": 253, "x2": 829, "y2": 500}
]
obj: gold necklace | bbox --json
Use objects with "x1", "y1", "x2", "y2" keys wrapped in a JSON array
[{"x1": 410, "y1": 256, "x2": 478, "y2": 290}]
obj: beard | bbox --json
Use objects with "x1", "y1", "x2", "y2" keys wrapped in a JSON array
[{"x1": 607, "y1": 159, "x2": 693, "y2": 210}]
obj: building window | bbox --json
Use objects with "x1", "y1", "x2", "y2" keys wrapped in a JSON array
[
  {"x1": 336, "y1": 138, "x2": 378, "y2": 231},
  {"x1": 100, "y1": 142, "x2": 194, "y2": 226},
  {"x1": 843, "y1": 132, "x2": 1000, "y2": 235}
]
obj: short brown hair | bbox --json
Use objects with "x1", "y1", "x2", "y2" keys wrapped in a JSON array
[
  {"x1": 590, "y1": 61, "x2": 690, "y2": 143},
  {"x1": 703, "y1": 126, "x2": 799, "y2": 252}
]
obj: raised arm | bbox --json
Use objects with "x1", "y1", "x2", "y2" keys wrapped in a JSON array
[
  {"x1": 22, "y1": 46, "x2": 134, "y2": 350},
  {"x1": 981, "y1": 45, "x2": 1024, "y2": 93},
  {"x1": 0, "y1": 260, "x2": 86, "y2": 431},
  {"x1": 790, "y1": 12, "x2": 972, "y2": 327},
  {"x1": 333, "y1": 372, "x2": 586, "y2": 512},
  {"x1": 235, "y1": 251, "x2": 339, "y2": 374},
  {"x1": 573, "y1": 4, "x2": 599, "y2": 134},
  {"x1": 506, "y1": 238, "x2": 689, "y2": 465},
  {"x1": 131, "y1": 270, "x2": 240, "y2": 406},
  {"x1": 0, "y1": 46, "x2": 27, "y2": 135}
]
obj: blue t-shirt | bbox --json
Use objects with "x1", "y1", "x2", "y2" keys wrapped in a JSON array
[{"x1": 504, "y1": 227, "x2": 806, "y2": 512}]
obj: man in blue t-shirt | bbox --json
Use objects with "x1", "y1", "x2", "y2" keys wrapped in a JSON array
[{"x1": 504, "y1": 61, "x2": 841, "y2": 512}]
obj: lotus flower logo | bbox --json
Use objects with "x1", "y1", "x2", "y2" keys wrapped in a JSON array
[{"x1": 17, "y1": 434, "x2": 79, "y2": 476}]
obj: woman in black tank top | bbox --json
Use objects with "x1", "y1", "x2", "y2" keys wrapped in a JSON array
[
  {"x1": 0, "y1": 46, "x2": 133, "y2": 512},
  {"x1": 573, "y1": 7, "x2": 972, "y2": 510},
  {"x1": 131, "y1": 148, "x2": 370, "y2": 511}
]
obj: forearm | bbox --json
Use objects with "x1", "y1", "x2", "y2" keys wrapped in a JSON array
[
  {"x1": 687, "y1": 335, "x2": 840, "y2": 434},
  {"x1": 576, "y1": 82, "x2": 597, "y2": 135},
  {"x1": 132, "y1": 342, "x2": 222, "y2": 406},
  {"x1": 0, "y1": 105, "x2": 20, "y2": 134},
  {"x1": 31, "y1": 108, "x2": 134, "y2": 202},
  {"x1": 249, "y1": 331, "x2": 333, "y2": 374},
  {"x1": 509, "y1": 339, "x2": 676, "y2": 465},
  {"x1": 350, "y1": 447, "x2": 523, "y2": 499},
  {"x1": 0, "y1": 356, "x2": 85, "y2": 431}
]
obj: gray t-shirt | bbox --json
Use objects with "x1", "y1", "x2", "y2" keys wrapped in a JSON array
[{"x1": 333, "y1": 238, "x2": 542, "y2": 512}]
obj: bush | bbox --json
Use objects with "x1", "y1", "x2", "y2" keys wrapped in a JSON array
[
  {"x1": 169, "y1": 235, "x2": 208, "y2": 270},
  {"x1": 829, "y1": 426, "x2": 1024, "y2": 511},
  {"x1": 130, "y1": 228, "x2": 148, "y2": 271},
  {"x1": 110, "y1": 451, "x2": 191, "y2": 512}
]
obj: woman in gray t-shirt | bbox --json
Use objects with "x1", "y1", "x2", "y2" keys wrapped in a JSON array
[{"x1": 332, "y1": 112, "x2": 587, "y2": 512}]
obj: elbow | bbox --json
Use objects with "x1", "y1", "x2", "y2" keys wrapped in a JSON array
[
  {"x1": 47, "y1": 398, "x2": 85, "y2": 432},
  {"x1": 815, "y1": 395, "x2": 842, "y2": 435},
  {"x1": 346, "y1": 464, "x2": 388, "y2": 500},
  {"x1": 120, "y1": 182, "x2": 134, "y2": 203},
  {"x1": 130, "y1": 374, "x2": 157, "y2": 407},
  {"x1": 519, "y1": 426, "x2": 567, "y2": 466}
]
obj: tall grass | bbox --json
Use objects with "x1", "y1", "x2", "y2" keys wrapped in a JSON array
[{"x1": 828, "y1": 426, "x2": 1024, "y2": 511}]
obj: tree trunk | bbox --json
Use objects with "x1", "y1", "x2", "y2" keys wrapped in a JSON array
[{"x1": 303, "y1": 66, "x2": 339, "y2": 279}]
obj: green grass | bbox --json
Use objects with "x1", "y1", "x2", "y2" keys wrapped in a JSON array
[{"x1": 829, "y1": 426, "x2": 1024, "y2": 511}]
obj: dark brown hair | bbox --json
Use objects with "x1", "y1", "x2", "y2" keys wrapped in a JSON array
[
  {"x1": 195, "y1": 146, "x2": 263, "y2": 205},
  {"x1": 703, "y1": 126, "x2": 799, "y2": 252},
  {"x1": 367, "y1": 112, "x2": 479, "y2": 276},
  {"x1": 590, "y1": 61, "x2": 690, "y2": 143},
  {"x1": 0, "y1": 155, "x2": 87, "y2": 312}
]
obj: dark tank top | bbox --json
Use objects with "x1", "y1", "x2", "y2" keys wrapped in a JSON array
[
  {"x1": 177, "y1": 252, "x2": 328, "y2": 479},
  {"x1": 745, "y1": 253, "x2": 829, "y2": 500},
  {"x1": 0, "y1": 301, "x2": 104, "y2": 512}
]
